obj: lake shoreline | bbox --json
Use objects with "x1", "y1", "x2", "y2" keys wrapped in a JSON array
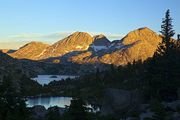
[
  {"x1": 31, "y1": 75, "x2": 78, "y2": 85},
  {"x1": 25, "y1": 94, "x2": 73, "y2": 98},
  {"x1": 26, "y1": 96, "x2": 72, "y2": 109}
]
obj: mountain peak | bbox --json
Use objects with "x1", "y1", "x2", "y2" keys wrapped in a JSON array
[
  {"x1": 8, "y1": 28, "x2": 163, "y2": 65},
  {"x1": 92, "y1": 34, "x2": 110, "y2": 46},
  {"x1": 9, "y1": 41, "x2": 49, "y2": 60},
  {"x1": 19, "y1": 41, "x2": 49, "y2": 49},
  {"x1": 62, "y1": 31, "x2": 92, "y2": 42},
  {"x1": 138, "y1": 27, "x2": 152, "y2": 31},
  {"x1": 93, "y1": 34, "x2": 106, "y2": 39},
  {"x1": 72, "y1": 31, "x2": 91, "y2": 36},
  {"x1": 122, "y1": 27, "x2": 161, "y2": 46},
  {"x1": 55, "y1": 31, "x2": 93, "y2": 47},
  {"x1": 67, "y1": 32, "x2": 92, "y2": 40},
  {"x1": 136, "y1": 27, "x2": 157, "y2": 34},
  {"x1": 37, "y1": 32, "x2": 94, "y2": 59}
]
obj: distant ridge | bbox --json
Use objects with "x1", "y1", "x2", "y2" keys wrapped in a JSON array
[
  {"x1": 37, "y1": 32, "x2": 94, "y2": 59},
  {"x1": 9, "y1": 27, "x2": 163, "y2": 65},
  {"x1": 0, "y1": 49, "x2": 16, "y2": 54},
  {"x1": 10, "y1": 42, "x2": 49, "y2": 60}
]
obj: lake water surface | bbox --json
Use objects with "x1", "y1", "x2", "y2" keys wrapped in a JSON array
[
  {"x1": 31, "y1": 75, "x2": 78, "y2": 85},
  {"x1": 26, "y1": 96, "x2": 72, "y2": 109}
]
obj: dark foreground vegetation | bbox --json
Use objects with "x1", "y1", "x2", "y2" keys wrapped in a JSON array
[{"x1": 0, "y1": 10, "x2": 180, "y2": 120}]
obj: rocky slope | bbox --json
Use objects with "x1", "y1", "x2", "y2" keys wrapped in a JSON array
[
  {"x1": 8, "y1": 27, "x2": 163, "y2": 66},
  {"x1": 37, "y1": 32, "x2": 94, "y2": 59},
  {"x1": 89, "y1": 34, "x2": 111, "y2": 52},
  {"x1": 0, "y1": 51, "x2": 22, "y2": 82},
  {"x1": 0, "y1": 51, "x2": 50, "y2": 78},
  {"x1": 69, "y1": 27, "x2": 162, "y2": 65},
  {"x1": 99, "y1": 27, "x2": 162, "y2": 65},
  {"x1": 0, "y1": 49, "x2": 16, "y2": 53},
  {"x1": 10, "y1": 42, "x2": 49, "y2": 60}
]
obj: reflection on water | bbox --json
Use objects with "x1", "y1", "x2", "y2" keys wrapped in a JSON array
[{"x1": 26, "y1": 97, "x2": 72, "y2": 109}]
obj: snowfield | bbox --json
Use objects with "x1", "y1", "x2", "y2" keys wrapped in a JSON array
[{"x1": 91, "y1": 45, "x2": 108, "y2": 51}]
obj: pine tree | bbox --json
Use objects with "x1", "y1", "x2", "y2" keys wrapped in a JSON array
[
  {"x1": 67, "y1": 98, "x2": 88, "y2": 120},
  {"x1": 0, "y1": 75, "x2": 29, "y2": 120},
  {"x1": 158, "y1": 9, "x2": 175, "y2": 55},
  {"x1": 146, "y1": 9, "x2": 180, "y2": 101}
]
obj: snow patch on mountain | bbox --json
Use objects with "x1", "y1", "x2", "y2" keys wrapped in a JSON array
[
  {"x1": 36, "y1": 49, "x2": 47, "y2": 57},
  {"x1": 90, "y1": 45, "x2": 108, "y2": 52}
]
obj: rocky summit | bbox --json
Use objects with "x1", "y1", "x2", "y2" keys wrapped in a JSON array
[
  {"x1": 37, "y1": 32, "x2": 94, "y2": 60},
  {"x1": 10, "y1": 42, "x2": 49, "y2": 60},
  {"x1": 99, "y1": 27, "x2": 162, "y2": 65},
  {"x1": 68, "y1": 27, "x2": 162, "y2": 65},
  {"x1": 9, "y1": 27, "x2": 162, "y2": 66}
]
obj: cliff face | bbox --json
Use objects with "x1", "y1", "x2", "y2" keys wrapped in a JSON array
[
  {"x1": 93, "y1": 34, "x2": 110, "y2": 46},
  {"x1": 8, "y1": 27, "x2": 163, "y2": 66}
]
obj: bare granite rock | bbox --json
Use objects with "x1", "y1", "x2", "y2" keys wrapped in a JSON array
[
  {"x1": 101, "y1": 88, "x2": 141, "y2": 116},
  {"x1": 31, "y1": 105, "x2": 47, "y2": 119}
]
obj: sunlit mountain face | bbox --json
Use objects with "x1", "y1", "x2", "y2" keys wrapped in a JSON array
[
  {"x1": 0, "y1": 0, "x2": 180, "y2": 120},
  {"x1": 8, "y1": 27, "x2": 162, "y2": 66}
]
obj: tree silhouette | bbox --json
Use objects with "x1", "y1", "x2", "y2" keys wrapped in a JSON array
[
  {"x1": 0, "y1": 75, "x2": 29, "y2": 120},
  {"x1": 178, "y1": 34, "x2": 180, "y2": 40},
  {"x1": 145, "y1": 9, "x2": 180, "y2": 101},
  {"x1": 67, "y1": 98, "x2": 88, "y2": 120},
  {"x1": 158, "y1": 9, "x2": 175, "y2": 55}
]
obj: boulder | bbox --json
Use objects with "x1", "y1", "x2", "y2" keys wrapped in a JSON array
[
  {"x1": 171, "y1": 112, "x2": 180, "y2": 120},
  {"x1": 47, "y1": 106, "x2": 67, "y2": 115},
  {"x1": 101, "y1": 88, "x2": 141, "y2": 116},
  {"x1": 31, "y1": 105, "x2": 47, "y2": 119}
]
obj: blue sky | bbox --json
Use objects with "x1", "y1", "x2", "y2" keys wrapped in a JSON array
[{"x1": 0, "y1": 0, "x2": 179, "y2": 49}]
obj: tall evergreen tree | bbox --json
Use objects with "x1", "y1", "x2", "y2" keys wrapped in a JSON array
[
  {"x1": 145, "y1": 9, "x2": 180, "y2": 101},
  {"x1": 158, "y1": 9, "x2": 175, "y2": 55}
]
